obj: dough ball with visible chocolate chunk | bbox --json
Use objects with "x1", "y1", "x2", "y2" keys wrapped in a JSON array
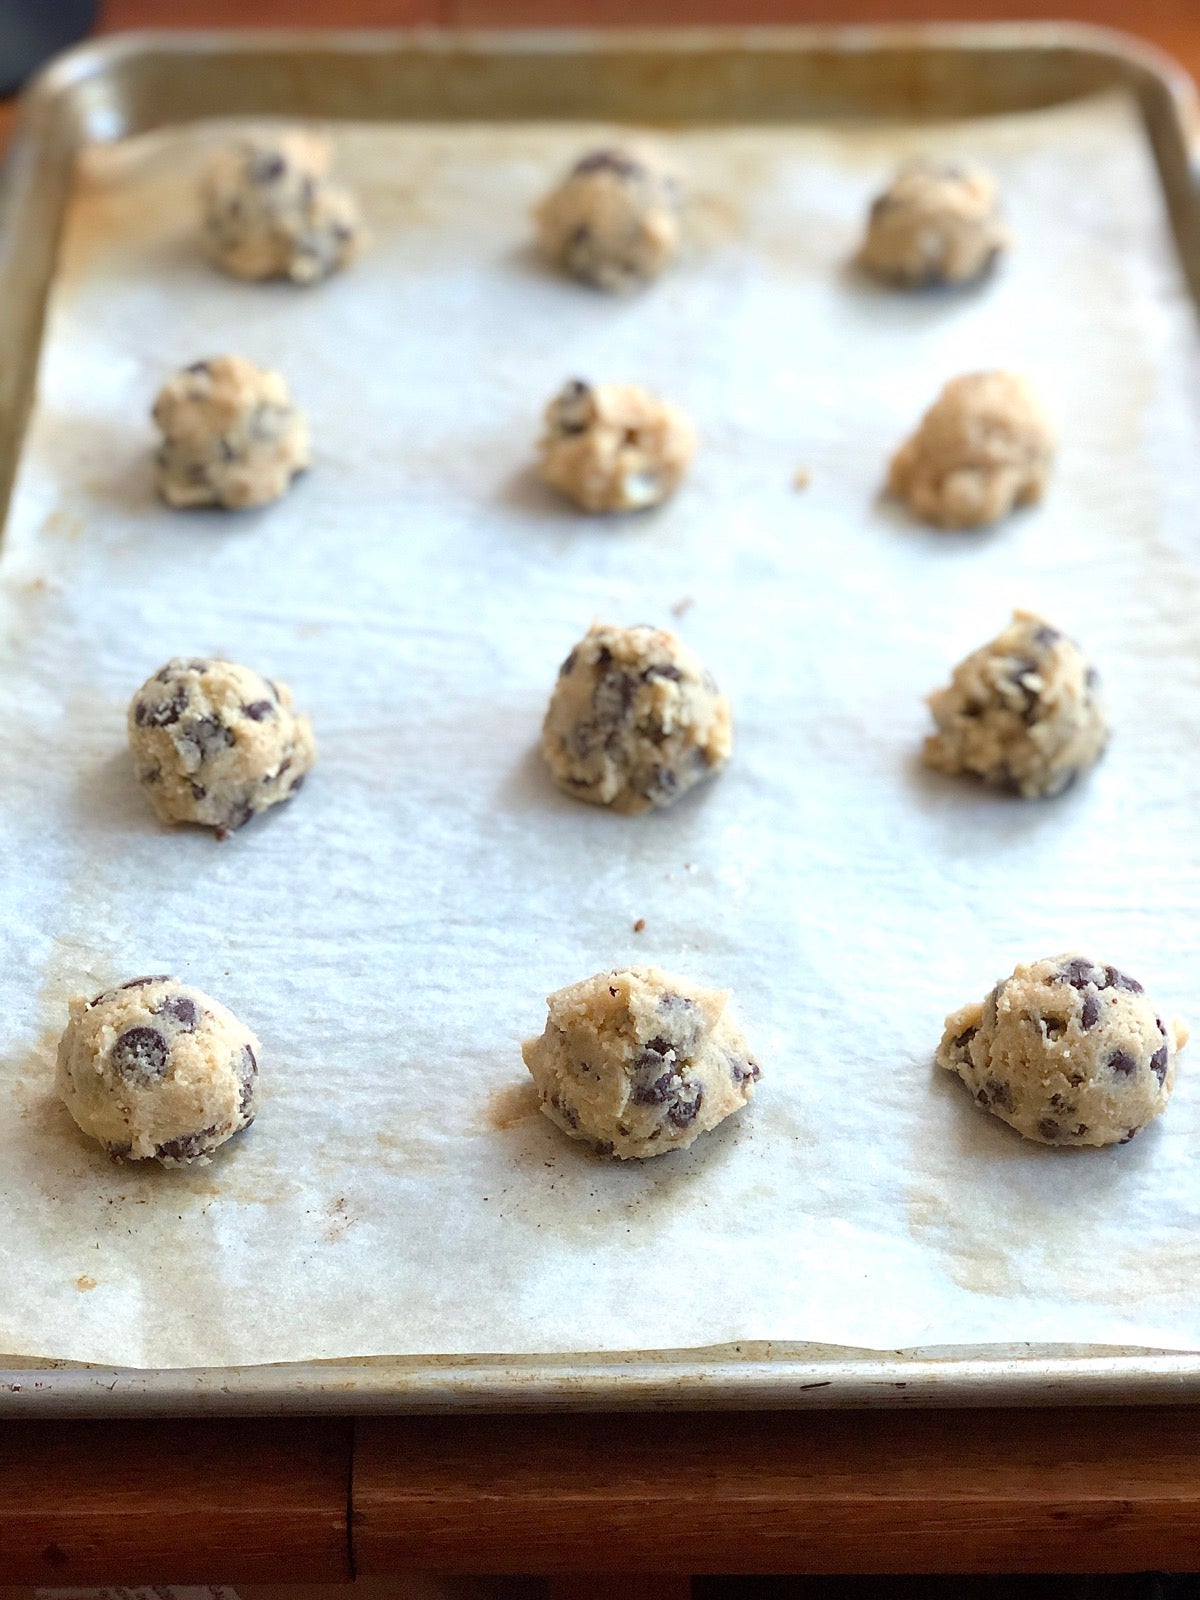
[
  {"x1": 888, "y1": 371, "x2": 1055, "y2": 529},
  {"x1": 938, "y1": 955, "x2": 1187, "y2": 1148},
  {"x1": 858, "y1": 162, "x2": 1008, "y2": 288},
  {"x1": 153, "y1": 355, "x2": 309, "y2": 511},
  {"x1": 523, "y1": 965, "x2": 761, "y2": 1159},
  {"x1": 541, "y1": 622, "x2": 731, "y2": 815},
  {"x1": 129, "y1": 656, "x2": 316, "y2": 838},
  {"x1": 534, "y1": 144, "x2": 682, "y2": 291},
  {"x1": 57, "y1": 977, "x2": 261, "y2": 1166},
  {"x1": 538, "y1": 380, "x2": 696, "y2": 513},
  {"x1": 924, "y1": 610, "x2": 1107, "y2": 799},
  {"x1": 201, "y1": 129, "x2": 365, "y2": 284}
]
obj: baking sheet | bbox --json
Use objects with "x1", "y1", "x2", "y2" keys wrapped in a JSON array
[{"x1": 3, "y1": 91, "x2": 1200, "y2": 1369}]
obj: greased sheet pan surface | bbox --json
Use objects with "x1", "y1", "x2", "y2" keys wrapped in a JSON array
[{"x1": 3, "y1": 91, "x2": 1200, "y2": 1369}]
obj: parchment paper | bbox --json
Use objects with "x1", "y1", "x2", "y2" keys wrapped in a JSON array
[{"x1": 3, "y1": 92, "x2": 1200, "y2": 1368}]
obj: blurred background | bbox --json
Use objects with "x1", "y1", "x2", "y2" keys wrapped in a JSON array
[{"x1": 0, "y1": 0, "x2": 1197, "y2": 94}]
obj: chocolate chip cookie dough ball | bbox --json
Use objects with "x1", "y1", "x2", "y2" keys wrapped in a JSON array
[
  {"x1": 201, "y1": 129, "x2": 365, "y2": 284},
  {"x1": 858, "y1": 162, "x2": 1008, "y2": 288},
  {"x1": 153, "y1": 356, "x2": 309, "y2": 511},
  {"x1": 541, "y1": 622, "x2": 731, "y2": 815},
  {"x1": 538, "y1": 380, "x2": 696, "y2": 513},
  {"x1": 129, "y1": 657, "x2": 316, "y2": 838},
  {"x1": 535, "y1": 145, "x2": 682, "y2": 291},
  {"x1": 523, "y1": 966, "x2": 761, "y2": 1159},
  {"x1": 888, "y1": 371, "x2": 1055, "y2": 529},
  {"x1": 938, "y1": 955, "x2": 1188, "y2": 1148},
  {"x1": 924, "y1": 610, "x2": 1107, "y2": 799},
  {"x1": 57, "y1": 976, "x2": 260, "y2": 1165}
]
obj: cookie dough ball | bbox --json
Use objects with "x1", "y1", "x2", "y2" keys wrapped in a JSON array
[
  {"x1": 57, "y1": 976, "x2": 261, "y2": 1165},
  {"x1": 888, "y1": 371, "x2": 1055, "y2": 529},
  {"x1": 541, "y1": 622, "x2": 732, "y2": 815},
  {"x1": 129, "y1": 657, "x2": 316, "y2": 838},
  {"x1": 938, "y1": 955, "x2": 1188, "y2": 1148},
  {"x1": 859, "y1": 162, "x2": 1008, "y2": 288},
  {"x1": 535, "y1": 145, "x2": 682, "y2": 291},
  {"x1": 523, "y1": 966, "x2": 761, "y2": 1159},
  {"x1": 201, "y1": 130, "x2": 364, "y2": 284},
  {"x1": 153, "y1": 355, "x2": 309, "y2": 511},
  {"x1": 538, "y1": 380, "x2": 696, "y2": 513},
  {"x1": 924, "y1": 610, "x2": 1107, "y2": 799}
]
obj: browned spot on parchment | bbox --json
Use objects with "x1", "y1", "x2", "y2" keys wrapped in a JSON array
[{"x1": 486, "y1": 1080, "x2": 540, "y2": 1132}]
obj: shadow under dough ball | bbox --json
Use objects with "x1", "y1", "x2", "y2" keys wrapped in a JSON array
[
  {"x1": 938, "y1": 955, "x2": 1188, "y2": 1148},
  {"x1": 522, "y1": 965, "x2": 762, "y2": 1159},
  {"x1": 923, "y1": 609, "x2": 1108, "y2": 798},
  {"x1": 152, "y1": 354, "x2": 310, "y2": 511},
  {"x1": 57, "y1": 976, "x2": 261, "y2": 1165},
  {"x1": 540, "y1": 621, "x2": 731, "y2": 814},
  {"x1": 129, "y1": 656, "x2": 316, "y2": 838}
]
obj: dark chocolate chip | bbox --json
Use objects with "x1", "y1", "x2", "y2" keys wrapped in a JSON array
[
  {"x1": 237, "y1": 1043, "x2": 258, "y2": 1116},
  {"x1": 1081, "y1": 993, "x2": 1100, "y2": 1030},
  {"x1": 1072, "y1": 1123, "x2": 1088, "y2": 1138},
  {"x1": 573, "y1": 148, "x2": 645, "y2": 181},
  {"x1": 952, "y1": 1024, "x2": 977, "y2": 1052},
  {"x1": 1118, "y1": 1126, "x2": 1140, "y2": 1145},
  {"x1": 185, "y1": 360, "x2": 211, "y2": 375},
  {"x1": 288, "y1": 773, "x2": 305, "y2": 795},
  {"x1": 1086, "y1": 666, "x2": 1100, "y2": 691},
  {"x1": 120, "y1": 975, "x2": 170, "y2": 990},
  {"x1": 1037, "y1": 1117, "x2": 1061, "y2": 1141},
  {"x1": 182, "y1": 715, "x2": 235, "y2": 759},
  {"x1": 1108, "y1": 1050, "x2": 1137, "y2": 1077},
  {"x1": 249, "y1": 152, "x2": 286, "y2": 183},
  {"x1": 1150, "y1": 1045, "x2": 1169, "y2": 1085},
  {"x1": 982, "y1": 1077, "x2": 1014, "y2": 1113},
  {"x1": 592, "y1": 667, "x2": 638, "y2": 729},
  {"x1": 242, "y1": 700, "x2": 274, "y2": 721},
  {"x1": 1032, "y1": 625, "x2": 1062, "y2": 649},
  {"x1": 644, "y1": 664, "x2": 683, "y2": 683},
  {"x1": 559, "y1": 647, "x2": 579, "y2": 677},
  {"x1": 190, "y1": 782, "x2": 207, "y2": 801},
  {"x1": 592, "y1": 1139, "x2": 614, "y2": 1157},
  {"x1": 110, "y1": 1026, "x2": 170, "y2": 1084},
  {"x1": 1042, "y1": 1015, "x2": 1066, "y2": 1040},
  {"x1": 1105, "y1": 966, "x2": 1144, "y2": 995},
  {"x1": 136, "y1": 687, "x2": 189, "y2": 728},
  {"x1": 729, "y1": 1055, "x2": 762, "y2": 1084},
  {"x1": 667, "y1": 1085, "x2": 703, "y2": 1128},
  {"x1": 1055, "y1": 959, "x2": 1097, "y2": 992},
  {"x1": 155, "y1": 1125, "x2": 222, "y2": 1163},
  {"x1": 155, "y1": 995, "x2": 199, "y2": 1031}
]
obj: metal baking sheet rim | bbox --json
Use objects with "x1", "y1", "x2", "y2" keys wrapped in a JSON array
[{"x1": 2, "y1": 22, "x2": 1199, "y2": 1414}]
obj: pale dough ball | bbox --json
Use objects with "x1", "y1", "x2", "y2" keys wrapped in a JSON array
[
  {"x1": 57, "y1": 976, "x2": 261, "y2": 1165},
  {"x1": 541, "y1": 622, "x2": 732, "y2": 815},
  {"x1": 538, "y1": 380, "x2": 696, "y2": 513},
  {"x1": 129, "y1": 657, "x2": 316, "y2": 838},
  {"x1": 888, "y1": 371, "x2": 1055, "y2": 529},
  {"x1": 522, "y1": 965, "x2": 761, "y2": 1159},
  {"x1": 201, "y1": 130, "x2": 365, "y2": 284},
  {"x1": 859, "y1": 162, "x2": 1008, "y2": 288},
  {"x1": 937, "y1": 955, "x2": 1187, "y2": 1148},
  {"x1": 924, "y1": 610, "x2": 1108, "y2": 799},
  {"x1": 153, "y1": 355, "x2": 310, "y2": 511},
  {"x1": 535, "y1": 145, "x2": 682, "y2": 291}
]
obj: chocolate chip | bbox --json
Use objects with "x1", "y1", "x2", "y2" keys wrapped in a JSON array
[
  {"x1": 592, "y1": 1139, "x2": 614, "y2": 1157},
  {"x1": 667, "y1": 1085, "x2": 703, "y2": 1128},
  {"x1": 249, "y1": 152, "x2": 286, "y2": 183},
  {"x1": 1108, "y1": 1050, "x2": 1137, "y2": 1077},
  {"x1": 1081, "y1": 993, "x2": 1100, "y2": 1030},
  {"x1": 729, "y1": 1053, "x2": 761, "y2": 1084},
  {"x1": 592, "y1": 667, "x2": 637, "y2": 728},
  {"x1": 221, "y1": 800, "x2": 254, "y2": 833},
  {"x1": 1086, "y1": 666, "x2": 1100, "y2": 691},
  {"x1": 1105, "y1": 966, "x2": 1144, "y2": 995},
  {"x1": 1118, "y1": 1126, "x2": 1140, "y2": 1145},
  {"x1": 1055, "y1": 959, "x2": 1097, "y2": 992},
  {"x1": 981, "y1": 1077, "x2": 1014, "y2": 1113},
  {"x1": 1072, "y1": 1124, "x2": 1088, "y2": 1138},
  {"x1": 120, "y1": 975, "x2": 170, "y2": 990},
  {"x1": 242, "y1": 700, "x2": 274, "y2": 721},
  {"x1": 559, "y1": 648, "x2": 579, "y2": 677},
  {"x1": 1042, "y1": 1015, "x2": 1066, "y2": 1040},
  {"x1": 110, "y1": 1026, "x2": 170, "y2": 1084},
  {"x1": 136, "y1": 687, "x2": 189, "y2": 728},
  {"x1": 155, "y1": 1125, "x2": 221, "y2": 1163},
  {"x1": 288, "y1": 773, "x2": 305, "y2": 795},
  {"x1": 644, "y1": 664, "x2": 683, "y2": 683},
  {"x1": 1037, "y1": 1117, "x2": 1061, "y2": 1141},
  {"x1": 1032, "y1": 625, "x2": 1062, "y2": 649},
  {"x1": 185, "y1": 360, "x2": 211, "y2": 375},
  {"x1": 182, "y1": 715, "x2": 234, "y2": 759},
  {"x1": 155, "y1": 995, "x2": 198, "y2": 1031},
  {"x1": 573, "y1": 148, "x2": 645, "y2": 181},
  {"x1": 952, "y1": 1024, "x2": 977, "y2": 1052},
  {"x1": 1150, "y1": 1044, "x2": 1169, "y2": 1085},
  {"x1": 190, "y1": 782, "x2": 207, "y2": 801}
]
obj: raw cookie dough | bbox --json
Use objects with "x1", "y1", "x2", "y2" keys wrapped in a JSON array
[
  {"x1": 538, "y1": 380, "x2": 697, "y2": 513},
  {"x1": 57, "y1": 976, "x2": 260, "y2": 1165},
  {"x1": 129, "y1": 657, "x2": 316, "y2": 837},
  {"x1": 201, "y1": 129, "x2": 365, "y2": 283},
  {"x1": 541, "y1": 621, "x2": 732, "y2": 814},
  {"x1": 534, "y1": 145, "x2": 682, "y2": 291},
  {"x1": 153, "y1": 355, "x2": 310, "y2": 510},
  {"x1": 924, "y1": 610, "x2": 1107, "y2": 799},
  {"x1": 522, "y1": 965, "x2": 762, "y2": 1158},
  {"x1": 858, "y1": 162, "x2": 1009, "y2": 287},
  {"x1": 888, "y1": 371, "x2": 1055, "y2": 529},
  {"x1": 938, "y1": 955, "x2": 1188, "y2": 1147}
]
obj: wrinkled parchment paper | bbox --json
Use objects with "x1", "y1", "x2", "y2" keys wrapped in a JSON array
[{"x1": 3, "y1": 92, "x2": 1200, "y2": 1368}]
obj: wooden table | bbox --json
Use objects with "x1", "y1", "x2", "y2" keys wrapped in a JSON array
[{"x1": 5, "y1": 1, "x2": 1200, "y2": 1586}]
